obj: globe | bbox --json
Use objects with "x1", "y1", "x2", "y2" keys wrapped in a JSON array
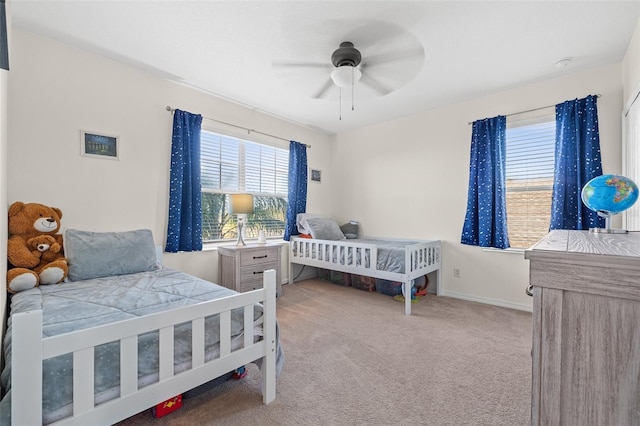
[{"x1": 581, "y1": 174, "x2": 639, "y2": 215}]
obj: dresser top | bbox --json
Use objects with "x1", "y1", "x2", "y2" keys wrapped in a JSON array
[
  {"x1": 525, "y1": 230, "x2": 640, "y2": 260},
  {"x1": 217, "y1": 242, "x2": 281, "y2": 253}
]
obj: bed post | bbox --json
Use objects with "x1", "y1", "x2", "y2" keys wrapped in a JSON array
[
  {"x1": 288, "y1": 240, "x2": 294, "y2": 285},
  {"x1": 404, "y1": 280, "x2": 412, "y2": 316},
  {"x1": 261, "y1": 269, "x2": 277, "y2": 404},
  {"x1": 11, "y1": 310, "x2": 43, "y2": 425},
  {"x1": 404, "y1": 247, "x2": 412, "y2": 316}
]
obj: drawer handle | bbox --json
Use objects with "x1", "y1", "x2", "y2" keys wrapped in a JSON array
[
  {"x1": 253, "y1": 271, "x2": 264, "y2": 275},
  {"x1": 253, "y1": 255, "x2": 268, "y2": 259},
  {"x1": 526, "y1": 284, "x2": 533, "y2": 297}
]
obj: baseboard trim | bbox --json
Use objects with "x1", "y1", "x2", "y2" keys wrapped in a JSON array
[{"x1": 439, "y1": 290, "x2": 533, "y2": 312}]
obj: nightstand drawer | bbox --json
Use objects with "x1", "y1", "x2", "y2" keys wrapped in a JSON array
[
  {"x1": 240, "y1": 262, "x2": 278, "y2": 283},
  {"x1": 239, "y1": 280, "x2": 265, "y2": 293},
  {"x1": 240, "y1": 249, "x2": 277, "y2": 267}
]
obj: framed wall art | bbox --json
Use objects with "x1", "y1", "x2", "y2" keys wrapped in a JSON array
[
  {"x1": 310, "y1": 169, "x2": 322, "y2": 183},
  {"x1": 81, "y1": 130, "x2": 119, "y2": 160}
]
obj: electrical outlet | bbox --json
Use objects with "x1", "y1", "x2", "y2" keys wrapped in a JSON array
[{"x1": 453, "y1": 268, "x2": 461, "y2": 278}]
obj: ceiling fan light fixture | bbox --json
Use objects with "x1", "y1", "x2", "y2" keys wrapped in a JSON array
[{"x1": 330, "y1": 65, "x2": 362, "y2": 88}]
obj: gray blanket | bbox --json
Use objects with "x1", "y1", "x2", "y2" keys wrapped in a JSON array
[{"x1": 0, "y1": 266, "x2": 284, "y2": 424}]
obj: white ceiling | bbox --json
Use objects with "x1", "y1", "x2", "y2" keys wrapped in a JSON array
[{"x1": 10, "y1": 1, "x2": 640, "y2": 135}]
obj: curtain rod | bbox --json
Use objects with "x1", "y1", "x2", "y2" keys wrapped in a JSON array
[
  {"x1": 166, "y1": 106, "x2": 310, "y2": 148},
  {"x1": 467, "y1": 94, "x2": 601, "y2": 125}
]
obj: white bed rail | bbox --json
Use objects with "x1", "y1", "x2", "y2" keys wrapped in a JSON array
[
  {"x1": 289, "y1": 238, "x2": 441, "y2": 315},
  {"x1": 11, "y1": 270, "x2": 277, "y2": 425}
]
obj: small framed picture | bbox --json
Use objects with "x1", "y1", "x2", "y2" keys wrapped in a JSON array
[
  {"x1": 81, "y1": 130, "x2": 119, "y2": 160},
  {"x1": 311, "y1": 169, "x2": 322, "y2": 183}
]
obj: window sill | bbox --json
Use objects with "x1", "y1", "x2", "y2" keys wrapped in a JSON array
[
  {"x1": 202, "y1": 239, "x2": 288, "y2": 251},
  {"x1": 481, "y1": 247, "x2": 526, "y2": 255}
]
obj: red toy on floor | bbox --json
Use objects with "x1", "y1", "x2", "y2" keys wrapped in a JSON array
[{"x1": 152, "y1": 395, "x2": 182, "y2": 418}]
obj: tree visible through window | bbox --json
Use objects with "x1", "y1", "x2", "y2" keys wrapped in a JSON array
[
  {"x1": 200, "y1": 130, "x2": 288, "y2": 243},
  {"x1": 505, "y1": 119, "x2": 555, "y2": 248}
]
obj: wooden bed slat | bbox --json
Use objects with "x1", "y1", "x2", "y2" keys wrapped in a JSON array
[
  {"x1": 244, "y1": 305, "x2": 254, "y2": 349},
  {"x1": 73, "y1": 347, "x2": 94, "y2": 415},
  {"x1": 192, "y1": 317, "x2": 205, "y2": 368},
  {"x1": 220, "y1": 310, "x2": 231, "y2": 357},
  {"x1": 158, "y1": 326, "x2": 174, "y2": 382},
  {"x1": 120, "y1": 336, "x2": 138, "y2": 396}
]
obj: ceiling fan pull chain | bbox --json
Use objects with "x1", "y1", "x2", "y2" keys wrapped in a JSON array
[
  {"x1": 339, "y1": 87, "x2": 343, "y2": 120},
  {"x1": 351, "y1": 67, "x2": 355, "y2": 111}
]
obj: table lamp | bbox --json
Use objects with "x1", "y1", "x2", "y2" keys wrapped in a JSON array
[{"x1": 230, "y1": 194, "x2": 254, "y2": 246}]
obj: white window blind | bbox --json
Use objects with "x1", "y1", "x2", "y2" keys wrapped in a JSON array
[
  {"x1": 244, "y1": 141, "x2": 289, "y2": 195},
  {"x1": 505, "y1": 119, "x2": 555, "y2": 248},
  {"x1": 200, "y1": 130, "x2": 289, "y2": 243},
  {"x1": 201, "y1": 132, "x2": 240, "y2": 191}
]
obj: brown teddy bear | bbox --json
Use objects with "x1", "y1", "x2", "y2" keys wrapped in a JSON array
[
  {"x1": 7, "y1": 202, "x2": 68, "y2": 293},
  {"x1": 26, "y1": 234, "x2": 67, "y2": 274}
]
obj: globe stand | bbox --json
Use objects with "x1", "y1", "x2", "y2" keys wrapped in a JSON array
[{"x1": 589, "y1": 210, "x2": 628, "y2": 234}]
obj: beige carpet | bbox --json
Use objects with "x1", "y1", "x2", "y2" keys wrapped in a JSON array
[{"x1": 118, "y1": 279, "x2": 532, "y2": 425}]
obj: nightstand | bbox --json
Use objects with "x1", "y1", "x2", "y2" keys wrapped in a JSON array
[{"x1": 217, "y1": 243, "x2": 281, "y2": 296}]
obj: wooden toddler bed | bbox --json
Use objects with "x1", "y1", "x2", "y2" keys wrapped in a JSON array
[
  {"x1": 1, "y1": 229, "x2": 282, "y2": 425},
  {"x1": 289, "y1": 235, "x2": 441, "y2": 316}
]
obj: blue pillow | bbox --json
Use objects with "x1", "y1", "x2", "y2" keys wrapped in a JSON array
[{"x1": 65, "y1": 229, "x2": 159, "y2": 281}]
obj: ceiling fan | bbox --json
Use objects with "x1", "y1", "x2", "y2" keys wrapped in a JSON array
[{"x1": 272, "y1": 26, "x2": 425, "y2": 102}]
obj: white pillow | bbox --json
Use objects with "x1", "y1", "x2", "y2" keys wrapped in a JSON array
[
  {"x1": 296, "y1": 213, "x2": 323, "y2": 234},
  {"x1": 305, "y1": 218, "x2": 346, "y2": 240}
]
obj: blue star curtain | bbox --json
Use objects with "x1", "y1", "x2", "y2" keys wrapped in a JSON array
[
  {"x1": 284, "y1": 141, "x2": 308, "y2": 241},
  {"x1": 461, "y1": 115, "x2": 510, "y2": 249},
  {"x1": 166, "y1": 109, "x2": 203, "y2": 252},
  {"x1": 0, "y1": 0, "x2": 8, "y2": 70},
  {"x1": 550, "y1": 95, "x2": 604, "y2": 230}
]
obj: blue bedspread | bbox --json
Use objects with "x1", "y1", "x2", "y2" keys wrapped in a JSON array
[{"x1": 0, "y1": 266, "x2": 284, "y2": 424}]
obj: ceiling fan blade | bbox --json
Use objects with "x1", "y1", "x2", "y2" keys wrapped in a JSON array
[
  {"x1": 272, "y1": 61, "x2": 333, "y2": 71},
  {"x1": 341, "y1": 21, "x2": 405, "y2": 51},
  {"x1": 311, "y1": 77, "x2": 335, "y2": 99},
  {"x1": 359, "y1": 72, "x2": 391, "y2": 96},
  {"x1": 360, "y1": 47, "x2": 424, "y2": 67}
]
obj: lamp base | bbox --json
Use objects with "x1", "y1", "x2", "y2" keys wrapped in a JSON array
[
  {"x1": 589, "y1": 227, "x2": 629, "y2": 234},
  {"x1": 235, "y1": 219, "x2": 247, "y2": 246},
  {"x1": 590, "y1": 212, "x2": 628, "y2": 234}
]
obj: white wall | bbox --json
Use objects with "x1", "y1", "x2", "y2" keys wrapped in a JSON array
[
  {"x1": 7, "y1": 29, "x2": 335, "y2": 285},
  {"x1": 622, "y1": 17, "x2": 640, "y2": 106},
  {"x1": 333, "y1": 64, "x2": 623, "y2": 311},
  {"x1": 0, "y1": 2, "x2": 10, "y2": 337}
]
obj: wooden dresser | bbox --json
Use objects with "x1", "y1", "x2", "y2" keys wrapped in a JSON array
[
  {"x1": 525, "y1": 230, "x2": 640, "y2": 426},
  {"x1": 217, "y1": 243, "x2": 281, "y2": 296}
]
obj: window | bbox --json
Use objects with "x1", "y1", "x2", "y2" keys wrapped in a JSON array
[
  {"x1": 200, "y1": 130, "x2": 288, "y2": 243},
  {"x1": 505, "y1": 118, "x2": 555, "y2": 248}
]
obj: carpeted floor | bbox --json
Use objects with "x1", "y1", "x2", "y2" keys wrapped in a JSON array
[{"x1": 117, "y1": 279, "x2": 532, "y2": 425}]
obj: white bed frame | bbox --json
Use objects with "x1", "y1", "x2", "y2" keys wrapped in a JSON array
[
  {"x1": 289, "y1": 237, "x2": 441, "y2": 315},
  {"x1": 9, "y1": 270, "x2": 278, "y2": 425}
]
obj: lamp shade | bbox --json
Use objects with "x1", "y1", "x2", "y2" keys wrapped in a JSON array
[
  {"x1": 330, "y1": 65, "x2": 362, "y2": 88},
  {"x1": 229, "y1": 194, "x2": 254, "y2": 215}
]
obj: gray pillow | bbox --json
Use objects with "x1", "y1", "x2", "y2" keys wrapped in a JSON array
[
  {"x1": 305, "y1": 218, "x2": 346, "y2": 240},
  {"x1": 65, "y1": 229, "x2": 159, "y2": 281},
  {"x1": 340, "y1": 221, "x2": 359, "y2": 239}
]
